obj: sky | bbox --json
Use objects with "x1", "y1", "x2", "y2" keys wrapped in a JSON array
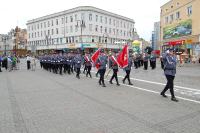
[{"x1": 0, "y1": 0, "x2": 169, "y2": 41}]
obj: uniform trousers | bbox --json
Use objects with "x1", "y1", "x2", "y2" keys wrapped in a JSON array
[
  {"x1": 161, "y1": 75, "x2": 175, "y2": 98},
  {"x1": 110, "y1": 69, "x2": 119, "y2": 83},
  {"x1": 99, "y1": 69, "x2": 106, "y2": 85}
]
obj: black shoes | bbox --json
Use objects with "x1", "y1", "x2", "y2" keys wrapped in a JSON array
[
  {"x1": 102, "y1": 84, "x2": 106, "y2": 87},
  {"x1": 117, "y1": 83, "x2": 120, "y2": 86},
  {"x1": 109, "y1": 81, "x2": 113, "y2": 84},
  {"x1": 122, "y1": 79, "x2": 125, "y2": 84},
  {"x1": 160, "y1": 93, "x2": 167, "y2": 98},
  {"x1": 128, "y1": 82, "x2": 133, "y2": 85},
  {"x1": 171, "y1": 97, "x2": 179, "y2": 102}
]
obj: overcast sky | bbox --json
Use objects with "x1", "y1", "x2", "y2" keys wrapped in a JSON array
[{"x1": 0, "y1": 0, "x2": 169, "y2": 41}]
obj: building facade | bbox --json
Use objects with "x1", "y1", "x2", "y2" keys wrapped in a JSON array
[
  {"x1": 152, "y1": 22, "x2": 160, "y2": 50},
  {"x1": 0, "y1": 27, "x2": 28, "y2": 56},
  {"x1": 26, "y1": 6, "x2": 135, "y2": 53},
  {"x1": 160, "y1": 0, "x2": 200, "y2": 56}
]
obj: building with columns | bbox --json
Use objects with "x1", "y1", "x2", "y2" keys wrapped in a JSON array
[{"x1": 26, "y1": 6, "x2": 136, "y2": 53}]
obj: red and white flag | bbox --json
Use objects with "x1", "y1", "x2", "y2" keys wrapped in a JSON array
[
  {"x1": 117, "y1": 45, "x2": 129, "y2": 68},
  {"x1": 91, "y1": 48, "x2": 101, "y2": 69}
]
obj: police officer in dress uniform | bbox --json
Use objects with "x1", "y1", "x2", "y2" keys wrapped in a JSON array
[
  {"x1": 74, "y1": 51, "x2": 82, "y2": 79},
  {"x1": 122, "y1": 52, "x2": 133, "y2": 85},
  {"x1": 84, "y1": 52, "x2": 92, "y2": 78},
  {"x1": 160, "y1": 49, "x2": 178, "y2": 102},
  {"x1": 109, "y1": 50, "x2": 120, "y2": 86},
  {"x1": 96, "y1": 49, "x2": 108, "y2": 87},
  {"x1": 143, "y1": 53, "x2": 149, "y2": 70},
  {"x1": 150, "y1": 52, "x2": 156, "y2": 69}
]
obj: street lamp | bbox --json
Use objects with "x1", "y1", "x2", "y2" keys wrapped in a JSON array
[
  {"x1": 76, "y1": 20, "x2": 85, "y2": 54},
  {"x1": 45, "y1": 35, "x2": 51, "y2": 54},
  {"x1": 103, "y1": 32, "x2": 109, "y2": 53}
]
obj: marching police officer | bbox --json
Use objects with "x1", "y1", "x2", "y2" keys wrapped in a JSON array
[
  {"x1": 143, "y1": 53, "x2": 149, "y2": 70},
  {"x1": 150, "y1": 53, "x2": 156, "y2": 69},
  {"x1": 122, "y1": 52, "x2": 133, "y2": 85},
  {"x1": 96, "y1": 49, "x2": 108, "y2": 87},
  {"x1": 160, "y1": 49, "x2": 178, "y2": 102},
  {"x1": 109, "y1": 50, "x2": 120, "y2": 86},
  {"x1": 84, "y1": 52, "x2": 92, "y2": 78},
  {"x1": 74, "y1": 51, "x2": 82, "y2": 79}
]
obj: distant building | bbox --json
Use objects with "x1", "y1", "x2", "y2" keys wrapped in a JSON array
[
  {"x1": 160, "y1": 0, "x2": 200, "y2": 56},
  {"x1": 26, "y1": 6, "x2": 136, "y2": 53},
  {"x1": 0, "y1": 27, "x2": 27, "y2": 56}
]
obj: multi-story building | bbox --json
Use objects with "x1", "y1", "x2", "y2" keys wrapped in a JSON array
[
  {"x1": 0, "y1": 27, "x2": 28, "y2": 56},
  {"x1": 160, "y1": 0, "x2": 200, "y2": 57},
  {"x1": 26, "y1": 6, "x2": 135, "y2": 53},
  {"x1": 152, "y1": 22, "x2": 160, "y2": 50}
]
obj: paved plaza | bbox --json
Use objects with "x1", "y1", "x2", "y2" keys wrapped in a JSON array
[{"x1": 0, "y1": 59, "x2": 200, "y2": 133}]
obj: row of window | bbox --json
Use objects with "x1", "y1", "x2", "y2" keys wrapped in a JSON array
[
  {"x1": 28, "y1": 14, "x2": 133, "y2": 31},
  {"x1": 29, "y1": 25, "x2": 133, "y2": 39},
  {"x1": 28, "y1": 36, "x2": 129, "y2": 46},
  {"x1": 164, "y1": 6, "x2": 192, "y2": 24}
]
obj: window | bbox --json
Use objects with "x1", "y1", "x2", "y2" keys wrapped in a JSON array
[
  {"x1": 109, "y1": 28, "x2": 111, "y2": 34},
  {"x1": 75, "y1": 14, "x2": 77, "y2": 21},
  {"x1": 170, "y1": 14, "x2": 174, "y2": 22},
  {"x1": 44, "y1": 31, "x2": 46, "y2": 36},
  {"x1": 70, "y1": 16, "x2": 73, "y2": 22},
  {"x1": 41, "y1": 31, "x2": 43, "y2": 37},
  {"x1": 113, "y1": 20, "x2": 115, "y2": 26},
  {"x1": 32, "y1": 33, "x2": 34, "y2": 38},
  {"x1": 51, "y1": 29, "x2": 54, "y2": 35},
  {"x1": 37, "y1": 24, "x2": 39, "y2": 29},
  {"x1": 41, "y1": 23, "x2": 43, "y2": 28},
  {"x1": 117, "y1": 29, "x2": 119, "y2": 35},
  {"x1": 113, "y1": 29, "x2": 115, "y2": 35},
  {"x1": 56, "y1": 19, "x2": 58, "y2": 25},
  {"x1": 89, "y1": 24, "x2": 92, "y2": 31},
  {"x1": 60, "y1": 38, "x2": 63, "y2": 44},
  {"x1": 109, "y1": 18, "x2": 111, "y2": 25},
  {"x1": 66, "y1": 17, "x2": 68, "y2": 23},
  {"x1": 56, "y1": 28, "x2": 59, "y2": 34},
  {"x1": 31, "y1": 26, "x2": 33, "y2": 31},
  {"x1": 81, "y1": 13, "x2": 85, "y2": 20},
  {"x1": 89, "y1": 14, "x2": 92, "y2": 21},
  {"x1": 70, "y1": 26, "x2": 73, "y2": 33},
  {"x1": 117, "y1": 20, "x2": 119, "y2": 27},
  {"x1": 48, "y1": 21, "x2": 50, "y2": 27},
  {"x1": 100, "y1": 26, "x2": 103, "y2": 33},
  {"x1": 52, "y1": 20, "x2": 54, "y2": 26},
  {"x1": 120, "y1": 21, "x2": 122, "y2": 27},
  {"x1": 100, "y1": 16, "x2": 103, "y2": 23},
  {"x1": 105, "y1": 27, "x2": 107, "y2": 33},
  {"x1": 44, "y1": 22, "x2": 46, "y2": 28},
  {"x1": 95, "y1": 25, "x2": 98, "y2": 32},
  {"x1": 165, "y1": 16, "x2": 169, "y2": 24},
  {"x1": 105, "y1": 17, "x2": 107, "y2": 24},
  {"x1": 62, "y1": 18, "x2": 64, "y2": 24},
  {"x1": 75, "y1": 25, "x2": 78, "y2": 32},
  {"x1": 187, "y1": 6, "x2": 192, "y2": 16},
  {"x1": 96, "y1": 15, "x2": 98, "y2": 22},
  {"x1": 124, "y1": 22, "x2": 126, "y2": 28},
  {"x1": 176, "y1": 12, "x2": 180, "y2": 19}
]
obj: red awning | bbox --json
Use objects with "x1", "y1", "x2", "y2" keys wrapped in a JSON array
[{"x1": 165, "y1": 40, "x2": 185, "y2": 46}]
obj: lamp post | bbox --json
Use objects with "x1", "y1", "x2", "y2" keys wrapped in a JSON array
[
  {"x1": 76, "y1": 20, "x2": 85, "y2": 54},
  {"x1": 103, "y1": 32, "x2": 109, "y2": 53},
  {"x1": 45, "y1": 35, "x2": 51, "y2": 54}
]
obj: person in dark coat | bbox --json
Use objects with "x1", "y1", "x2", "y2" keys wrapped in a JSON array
[
  {"x1": 74, "y1": 52, "x2": 82, "y2": 79},
  {"x1": 109, "y1": 51, "x2": 120, "y2": 86},
  {"x1": 96, "y1": 49, "x2": 108, "y2": 87},
  {"x1": 84, "y1": 53, "x2": 92, "y2": 78},
  {"x1": 143, "y1": 53, "x2": 149, "y2": 70},
  {"x1": 122, "y1": 53, "x2": 133, "y2": 85},
  {"x1": 160, "y1": 49, "x2": 178, "y2": 102}
]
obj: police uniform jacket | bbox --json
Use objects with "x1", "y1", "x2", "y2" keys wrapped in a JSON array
[{"x1": 164, "y1": 54, "x2": 177, "y2": 76}]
